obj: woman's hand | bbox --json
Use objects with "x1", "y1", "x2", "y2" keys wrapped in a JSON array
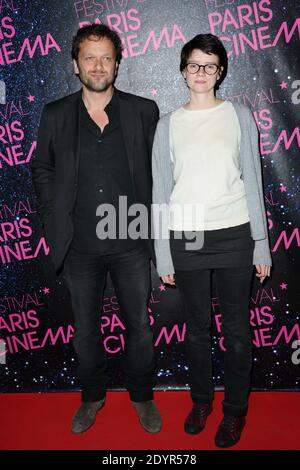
[
  {"x1": 161, "y1": 274, "x2": 176, "y2": 286},
  {"x1": 255, "y1": 264, "x2": 271, "y2": 283}
]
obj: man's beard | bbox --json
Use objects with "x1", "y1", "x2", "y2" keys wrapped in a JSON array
[{"x1": 79, "y1": 73, "x2": 115, "y2": 93}]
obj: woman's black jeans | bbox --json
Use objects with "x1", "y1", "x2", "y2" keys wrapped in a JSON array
[{"x1": 175, "y1": 265, "x2": 254, "y2": 417}]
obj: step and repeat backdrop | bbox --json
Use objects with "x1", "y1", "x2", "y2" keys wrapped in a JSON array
[{"x1": 0, "y1": 0, "x2": 299, "y2": 392}]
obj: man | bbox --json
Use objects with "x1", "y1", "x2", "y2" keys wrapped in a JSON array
[{"x1": 31, "y1": 24, "x2": 161, "y2": 434}]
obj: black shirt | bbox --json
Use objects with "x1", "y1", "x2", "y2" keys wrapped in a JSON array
[{"x1": 71, "y1": 91, "x2": 138, "y2": 254}]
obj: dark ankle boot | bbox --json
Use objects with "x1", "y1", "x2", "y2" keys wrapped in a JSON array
[
  {"x1": 215, "y1": 415, "x2": 246, "y2": 448},
  {"x1": 184, "y1": 403, "x2": 213, "y2": 434}
]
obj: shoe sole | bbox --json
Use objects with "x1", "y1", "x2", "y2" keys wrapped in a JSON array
[
  {"x1": 184, "y1": 425, "x2": 204, "y2": 435},
  {"x1": 214, "y1": 435, "x2": 242, "y2": 448}
]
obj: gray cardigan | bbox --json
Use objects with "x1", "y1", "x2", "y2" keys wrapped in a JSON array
[{"x1": 152, "y1": 101, "x2": 272, "y2": 276}]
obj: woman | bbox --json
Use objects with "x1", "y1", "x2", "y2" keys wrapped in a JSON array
[{"x1": 152, "y1": 33, "x2": 272, "y2": 448}]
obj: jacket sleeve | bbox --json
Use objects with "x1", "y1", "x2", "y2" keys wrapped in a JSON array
[
  {"x1": 248, "y1": 110, "x2": 272, "y2": 266},
  {"x1": 147, "y1": 102, "x2": 159, "y2": 156},
  {"x1": 31, "y1": 105, "x2": 55, "y2": 224},
  {"x1": 152, "y1": 120, "x2": 175, "y2": 276}
]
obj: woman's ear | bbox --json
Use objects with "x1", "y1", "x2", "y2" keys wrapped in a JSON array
[{"x1": 218, "y1": 66, "x2": 224, "y2": 81}]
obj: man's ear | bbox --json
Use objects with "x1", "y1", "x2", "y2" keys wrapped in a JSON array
[
  {"x1": 73, "y1": 59, "x2": 79, "y2": 75},
  {"x1": 115, "y1": 62, "x2": 119, "y2": 76}
]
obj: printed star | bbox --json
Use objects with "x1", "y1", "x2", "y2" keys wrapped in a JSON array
[
  {"x1": 43, "y1": 287, "x2": 50, "y2": 294},
  {"x1": 27, "y1": 94, "x2": 35, "y2": 102},
  {"x1": 159, "y1": 284, "x2": 166, "y2": 292},
  {"x1": 280, "y1": 282, "x2": 288, "y2": 290},
  {"x1": 151, "y1": 88, "x2": 158, "y2": 97},
  {"x1": 280, "y1": 81, "x2": 287, "y2": 89},
  {"x1": 279, "y1": 184, "x2": 287, "y2": 192}
]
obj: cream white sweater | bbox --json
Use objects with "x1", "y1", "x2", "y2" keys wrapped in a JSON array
[{"x1": 169, "y1": 101, "x2": 250, "y2": 231}]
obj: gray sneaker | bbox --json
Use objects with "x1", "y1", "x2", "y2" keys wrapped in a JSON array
[
  {"x1": 71, "y1": 398, "x2": 105, "y2": 434},
  {"x1": 132, "y1": 400, "x2": 162, "y2": 433}
]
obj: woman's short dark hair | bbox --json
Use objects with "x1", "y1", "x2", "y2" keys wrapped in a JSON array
[
  {"x1": 71, "y1": 23, "x2": 123, "y2": 64},
  {"x1": 180, "y1": 33, "x2": 228, "y2": 89}
]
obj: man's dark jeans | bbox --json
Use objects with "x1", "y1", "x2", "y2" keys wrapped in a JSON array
[{"x1": 64, "y1": 243, "x2": 156, "y2": 403}]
